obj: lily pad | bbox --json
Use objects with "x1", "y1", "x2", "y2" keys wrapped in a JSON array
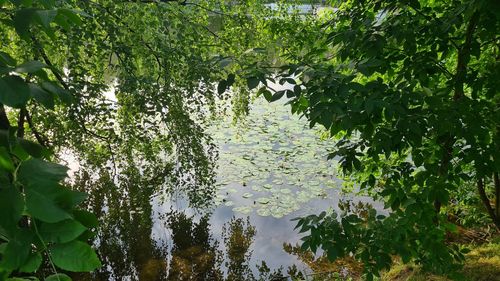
[
  {"x1": 210, "y1": 97, "x2": 340, "y2": 217},
  {"x1": 233, "y1": 206, "x2": 253, "y2": 215},
  {"x1": 242, "y1": 192, "x2": 254, "y2": 198},
  {"x1": 257, "y1": 198, "x2": 270, "y2": 205}
]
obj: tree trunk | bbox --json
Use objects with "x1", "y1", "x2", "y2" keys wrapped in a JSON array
[
  {"x1": 477, "y1": 178, "x2": 500, "y2": 229},
  {"x1": 17, "y1": 108, "x2": 26, "y2": 138},
  {"x1": 494, "y1": 172, "x2": 500, "y2": 223},
  {"x1": 435, "y1": 11, "x2": 481, "y2": 216}
]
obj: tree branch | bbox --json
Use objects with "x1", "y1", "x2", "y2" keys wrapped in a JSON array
[
  {"x1": 17, "y1": 108, "x2": 26, "y2": 138},
  {"x1": 494, "y1": 172, "x2": 500, "y2": 220},
  {"x1": 453, "y1": 10, "x2": 480, "y2": 100},
  {"x1": 31, "y1": 34, "x2": 111, "y2": 141},
  {"x1": 25, "y1": 110, "x2": 48, "y2": 148},
  {"x1": 434, "y1": 10, "x2": 481, "y2": 214},
  {"x1": 477, "y1": 178, "x2": 499, "y2": 228},
  {"x1": 408, "y1": 5, "x2": 460, "y2": 50},
  {"x1": 0, "y1": 104, "x2": 11, "y2": 130}
]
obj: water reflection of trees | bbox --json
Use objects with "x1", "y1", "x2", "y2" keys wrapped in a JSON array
[
  {"x1": 69, "y1": 170, "x2": 285, "y2": 281},
  {"x1": 223, "y1": 217, "x2": 255, "y2": 281},
  {"x1": 70, "y1": 167, "x2": 167, "y2": 281},
  {"x1": 166, "y1": 211, "x2": 222, "y2": 280}
]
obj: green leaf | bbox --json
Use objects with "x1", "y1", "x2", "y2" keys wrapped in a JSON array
[
  {"x1": 0, "y1": 186, "x2": 23, "y2": 237},
  {"x1": 18, "y1": 158, "x2": 68, "y2": 188},
  {"x1": 247, "y1": 77, "x2": 259, "y2": 90},
  {"x1": 368, "y1": 174, "x2": 376, "y2": 187},
  {"x1": 25, "y1": 187, "x2": 71, "y2": 223},
  {"x1": 13, "y1": 8, "x2": 36, "y2": 39},
  {"x1": 39, "y1": 0, "x2": 55, "y2": 9},
  {"x1": 270, "y1": 91, "x2": 285, "y2": 102},
  {"x1": 29, "y1": 84, "x2": 55, "y2": 109},
  {"x1": 17, "y1": 139, "x2": 49, "y2": 159},
  {"x1": 57, "y1": 9, "x2": 82, "y2": 26},
  {"x1": 226, "y1": 73, "x2": 235, "y2": 87},
  {"x1": 0, "y1": 146, "x2": 14, "y2": 172},
  {"x1": 258, "y1": 88, "x2": 273, "y2": 101},
  {"x1": 53, "y1": 12, "x2": 70, "y2": 30},
  {"x1": 56, "y1": 189, "x2": 88, "y2": 209},
  {"x1": 73, "y1": 210, "x2": 98, "y2": 228},
  {"x1": 326, "y1": 245, "x2": 339, "y2": 261},
  {"x1": 0, "y1": 52, "x2": 17, "y2": 66},
  {"x1": 72, "y1": 210, "x2": 98, "y2": 240},
  {"x1": 19, "y1": 252, "x2": 42, "y2": 273},
  {"x1": 15, "y1": 61, "x2": 46, "y2": 73},
  {"x1": 218, "y1": 57, "x2": 232, "y2": 68},
  {"x1": 413, "y1": 152, "x2": 423, "y2": 167},
  {"x1": 41, "y1": 81, "x2": 72, "y2": 104},
  {"x1": 45, "y1": 274, "x2": 71, "y2": 281},
  {"x1": 35, "y1": 9, "x2": 57, "y2": 29},
  {"x1": 0, "y1": 230, "x2": 33, "y2": 271},
  {"x1": 40, "y1": 219, "x2": 87, "y2": 243},
  {"x1": 0, "y1": 75, "x2": 31, "y2": 108},
  {"x1": 217, "y1": 80, "x2": 227, "y2": 94},
  {"x1": 51, "y1": 241, "x2": 101, "y2": 272}
]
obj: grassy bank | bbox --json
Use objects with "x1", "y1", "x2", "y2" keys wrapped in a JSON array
[
  {"x1": 287, "y1": 233, "x2": 500, "y2": 281},
  {"x1": 381, "y1": 241, "x2": 500, "y2": 281}
]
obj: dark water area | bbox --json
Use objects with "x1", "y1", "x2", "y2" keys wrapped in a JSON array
[{"x1": 69, "y1": 190, "x2": 371, "y2": 281}]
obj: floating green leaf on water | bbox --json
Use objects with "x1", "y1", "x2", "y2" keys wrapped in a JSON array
[
  {"x1": 257, "y1": 198, "x2": 270, "y2": 205},
  {"x1": 209, "y1": 97, "x2": 340, "y2": 217},
  {"x1": 233, "y1": 206, "x2": 252, "y2": 215},
  {"x1": 256, "y1": 209, "x2": 271, "y2": 216},
  {"x1": 242, "y1": 192, "x2": 254, "y2": 198},
  {"x1": 272, "y1": 179, "x2": 283, "y2": 185}
]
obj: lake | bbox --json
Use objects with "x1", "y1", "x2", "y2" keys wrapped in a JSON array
[{"x1": 69, "y1": 91, "x2": 374, "y2": 280}]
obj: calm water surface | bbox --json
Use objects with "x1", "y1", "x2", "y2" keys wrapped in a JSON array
[{"x1": 69, "y1": 96, "x2": 373, "y2": 281}]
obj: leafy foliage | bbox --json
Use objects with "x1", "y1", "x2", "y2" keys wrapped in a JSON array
[
  {"x1": 2, "y1": 0, "x2": 499, "y2": 279},
  {"x1": 0, "y1": 138, "x2": 101, "y2": 276},
  {"x1": 0, "y1": 0, "x2": 294, "y2": 278},
  {"x1": 0, "y1": 0, "x2": 101, "y2": 278},
  {"x1": 249, "y1": 0, "x2": 500, "y2": 278}
]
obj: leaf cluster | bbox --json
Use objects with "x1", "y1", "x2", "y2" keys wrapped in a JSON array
[{"x1": 249, "y1": 0, "x2": 500, "y2": 277}]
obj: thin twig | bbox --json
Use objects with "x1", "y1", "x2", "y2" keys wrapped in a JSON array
[{"x1": 25, "y1": 110, "x2": 49, "y2": 147}]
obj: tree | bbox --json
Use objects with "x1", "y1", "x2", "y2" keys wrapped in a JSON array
[
  {"x1": 255, "y1": 0, "x2": 499, "y2": 278},
  {"x1": 0, "y1": 1, "x2": 101, "y2": 279},
  {"x1": 0, "y1": 0, "x2": 284, "y2": 278}
]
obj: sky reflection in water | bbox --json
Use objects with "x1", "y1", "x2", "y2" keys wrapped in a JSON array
[{"x1": 70, "y1": 96, "x2": 375, "y2": 280}]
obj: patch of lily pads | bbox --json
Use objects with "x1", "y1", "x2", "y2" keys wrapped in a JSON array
[{"x1": 207, "y1": 97, "x2": 339, "y2": 218}]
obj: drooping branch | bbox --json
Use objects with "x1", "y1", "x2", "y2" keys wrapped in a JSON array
[
  {"x1": 31, "y1": 34, "x2": 111, "y2": 142},
  {"x1": 89, "y1": 2, "x2": 165, "y2": 81}
]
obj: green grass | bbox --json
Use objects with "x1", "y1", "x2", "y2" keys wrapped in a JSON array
[{"x1": 381, "y1": 242, "x2": 500, "y2": 281}]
